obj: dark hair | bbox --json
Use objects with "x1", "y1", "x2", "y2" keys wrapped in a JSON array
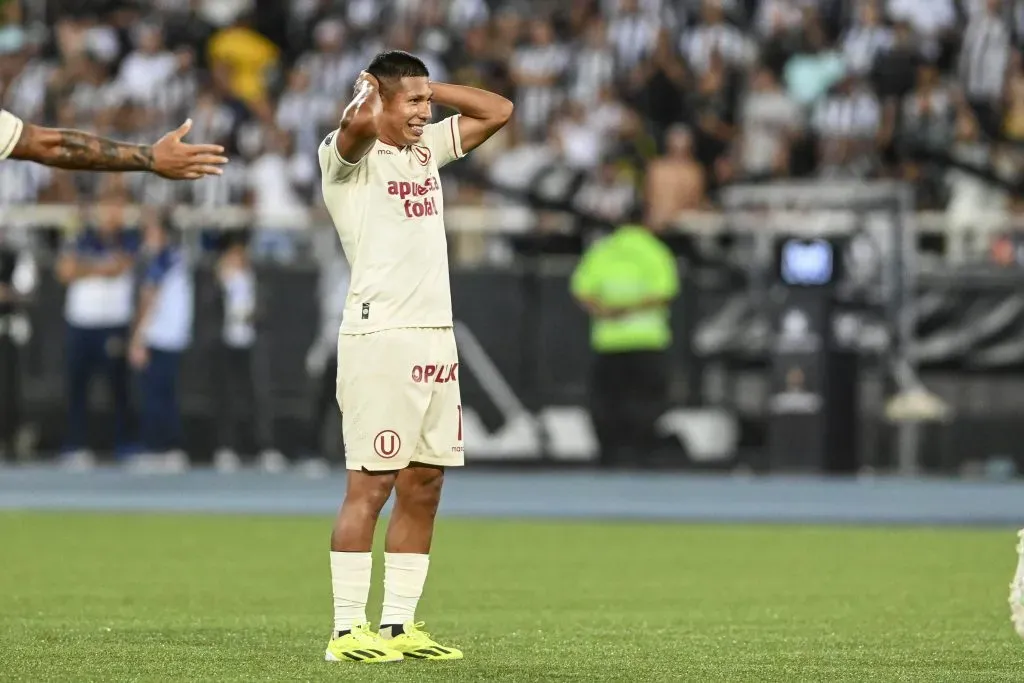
[{"x1": 367, "y1": 50, "x2": 429, "y2": 95}]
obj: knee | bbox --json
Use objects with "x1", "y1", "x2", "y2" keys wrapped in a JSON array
[
  {"x1": 396, "y1": 467, "x2": 444, "y2": 512},
  {"x1": 344, "y1": 473, "x2": 395, "y2": 517}
]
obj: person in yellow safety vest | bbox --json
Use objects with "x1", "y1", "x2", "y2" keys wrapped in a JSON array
[{"x1": 570, "y1": 222, "x2": 680, "y2": 467}]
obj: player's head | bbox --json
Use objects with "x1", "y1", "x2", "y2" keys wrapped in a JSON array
[{"x1": 367, "y1": 50, "x2": 431, "y2": 145}]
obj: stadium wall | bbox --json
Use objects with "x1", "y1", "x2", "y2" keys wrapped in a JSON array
[{"x1": 7, "y1": 264, "x2": 1024, "y2": 473}]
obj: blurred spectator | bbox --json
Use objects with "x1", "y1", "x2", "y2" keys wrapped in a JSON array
[
  {"x1": 571, "y1": 220, "x2": 680, "y2": 467},
  {"x1": 511, "y1": 18, "x2": 570, "y2": 139},
  {"x1": 303, "y1": 235, "x2": 350, "y2": 476},
  {"x1": 841, "y1": 2, "x2": 894, "y2": 77},
  {"x1": 784, "y1": 13, "x2": 846, "y2": 106},
  {"x1": 129, "y1": 210, "x2": 193, "y2": 472},
  {"x1": 946, "y1": 110, "x2": 1007, "y2": 263},
  {"x1": 0, "y1": 228, "x2": 35, "y2": 463},
  {"x1": 574, "y1": 158, "x2": 637, "y2": 225},
  {"x1": 211, "y1": 233, "x2": 284, "y2": 473},
  {"x1": 116, "y1": 23, "x2": 177, "y2": 103},
  {"x1": 206, "y1": 12, "x2": 279, "y2": 116},
  {"x1": 56, "y1": 187, "x2": 138, "y2": 470},
  {"x1": 736, "y1": 65, "x2": 802, "y2": 179},
  {"x1": 246, "y1": 127, "x2": 313, "y2": 261},
  {"x1": 959, "y1": 0, "x2": 1012, "y2": 139},
  {"x1": 812, "y1": 75, "x2": 883, "y2": 177},
  {"x1": 681, "y1": 0, "x2": 752, "y2": 75},
  {"x1": 645, "y1": 125, "x2": 706, "y2": 230}
]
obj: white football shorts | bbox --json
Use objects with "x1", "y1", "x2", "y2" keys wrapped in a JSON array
[{"x1": 337, "y1": 327, "x2": 465, "y2": 471}]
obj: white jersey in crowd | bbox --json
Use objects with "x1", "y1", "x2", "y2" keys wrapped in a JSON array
[
  {"x1": 0, "y1": 109, "x2": 25, "y2": 159},
  {"x1": 318, "y1": 114, "x2": 465, "y2": 335}
]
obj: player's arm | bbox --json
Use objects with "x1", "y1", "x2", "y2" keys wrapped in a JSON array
[
  {"x1": 8, "y1": 116, "x2": 227, "y2": 179},
  {"x1": 334, "y1": 72, "x2": 383, "y2": 163},
  {"x1": 429, "y1": 82, "x2": 514, "y2": 153}
]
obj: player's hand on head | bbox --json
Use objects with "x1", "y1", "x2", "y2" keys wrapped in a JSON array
[
  {"x1": 151, "y1": 119, "x2": 228, "y2": 180},
  {"x1": 354, "y1": 71, "x2": 379, "y2": 96}
]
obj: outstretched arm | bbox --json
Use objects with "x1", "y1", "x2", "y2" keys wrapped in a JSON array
[
  {"x1": 429, "y1": 82, "x2": 514, "y2": 153},
  {"x1": 6, "y1": 116, "x2": 227, "y2": 179},
  {"x1": 12, "y1": 124, "x2": 156, "y2": 172}
]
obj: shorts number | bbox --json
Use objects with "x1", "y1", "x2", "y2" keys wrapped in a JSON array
[{"x1": 457, "y1": 404, "x2": 463, "y2": 441}]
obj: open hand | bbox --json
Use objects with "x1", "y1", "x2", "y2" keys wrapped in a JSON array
[{"x1": 151, "y1": 119, "x2": 228, "y2": 180}]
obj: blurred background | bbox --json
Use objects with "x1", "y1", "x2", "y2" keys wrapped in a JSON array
[{"x1": 1, "y1": 0, "x2": 1023, "y2": 480}]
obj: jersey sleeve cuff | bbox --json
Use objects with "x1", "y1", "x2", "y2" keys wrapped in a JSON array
[
  {"x1": 449, "y1": 115, "x2": 464, "y2": 159},
  {"x1": 332, "y1": 138, "x2": 363, "y2": 167},
  {"x1": 0, "y1": 110, "x2": 24, "y2": 160}
]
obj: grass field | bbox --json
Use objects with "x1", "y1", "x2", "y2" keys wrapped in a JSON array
[{"x1": 0, "y1": 512, "x2": 1021, "y2": 682}]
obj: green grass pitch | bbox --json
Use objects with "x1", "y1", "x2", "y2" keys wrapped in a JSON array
[{"x1": 0, "y1": 512, "x2": 1020, "y2": 681}]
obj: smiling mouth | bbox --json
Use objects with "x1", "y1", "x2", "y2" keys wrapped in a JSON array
[{"x1": 409, "y1": 124, "x2": 425, "y2": 136}]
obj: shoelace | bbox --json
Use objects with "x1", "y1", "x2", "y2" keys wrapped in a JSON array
[{"x1": 403, "y1": 621, "x2": 430, "y2": 641}]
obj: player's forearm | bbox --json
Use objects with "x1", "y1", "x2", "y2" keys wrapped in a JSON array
[
  {"x1": 429, "y1": 82, "x2": 513, "y2": 124},
  {"x1": 339, "y1": 80, "x2": 382, "y2": 137},
  {"x1": 11, "y1": 123, "x2": 154, "y2": 172}
]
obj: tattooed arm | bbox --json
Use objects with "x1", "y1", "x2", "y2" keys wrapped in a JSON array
[
  {"x1": 2, "y1": 113, "x2": 227, "y2": 180},
  {"x1": 11, "y1": 124, "x2": 156, "y2": 172}
]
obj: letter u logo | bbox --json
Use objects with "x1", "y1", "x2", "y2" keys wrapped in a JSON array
[{"x1": 374, "y1": 430, "x2": 401, "y2": 458}]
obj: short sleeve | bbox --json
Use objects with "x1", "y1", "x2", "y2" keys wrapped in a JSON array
[
  {"x1": 420, "y1": 115, "x2": 465, "y2": 170},
  {"x1": 145, "y1": 250, "x2": 172, "y2": 287},
  {"x1": 570, "y1": 244, "x2": 603, "y2": 301},
  {"x1": 648, "y1": 238, "x2": 680, "y2": 300},
  {"x1": 318, "y1": 129, "x2": 366, "y2": 183},
  {"x1": 0, "y1": 109, "x2": 24, "y2": 160}
]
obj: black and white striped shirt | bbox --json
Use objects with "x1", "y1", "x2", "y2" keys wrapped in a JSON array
[
  {"x1": 298, "y1": 49, "x2": 366, "y2": 101},
  {"x1": 813, "y1": 91, "x2": 881, "y2": 139},
  {"x1": 959, "y1": 12, "x2": 1011, "y2": 101},
  {"x1": 1, "y1": 60, "x2": 52, "y2": 121},
  {"x1": 276, "y1": 89, "x2": 338, "y2": 156},
  {"x1": 189, "y1": 160, "x2": 249, "y2": 208},
  {"x1": 511, "y1": 44, "x2": 571, "y2": 134},
  {"x1": 147, "y1": 70, "x2": 198, "y2": 128},
  {"x1": 0, "y1": 161, "x2": 50, "y2": 207},
  {"x1": 608, "y1": 13, "x2": 660, "y2": 73},
  {"x1": 841, "y1": 25, "x2": 894, "y2": 75},
  {"x1": 571, "y1": 46, "x2": 617, "y2": 104},
  {"x1": 681, "y1": 23, "x2": 752, "y2": 73}
]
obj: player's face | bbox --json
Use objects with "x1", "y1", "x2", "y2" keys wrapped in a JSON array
[{"x1": 383, "y1": 76, "x2": 433, "y2": 145}]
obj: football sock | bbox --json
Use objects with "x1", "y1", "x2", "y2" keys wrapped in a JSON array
[
  {"x1": 331, "y1": 551, "x2": 372, "y2": 635},
  {"x1": 380, "y1": 552, "x2": 430, "y2": 635}
]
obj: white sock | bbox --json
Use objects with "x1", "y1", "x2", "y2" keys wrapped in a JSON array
[
  {"x1": 330, "y1": 551, "x2": 372, "y2": 633},
  {"x1": 380, "y1": 553, "x2": 430, "y2": 629}
]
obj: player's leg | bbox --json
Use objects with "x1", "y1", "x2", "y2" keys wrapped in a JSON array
[
  {"x1": 378, "y1": 329, "x2": 464, "y2": 660},
  {"x1": 1009, "y1": 529, "x2": 1024, "y2": 637},
  {"x1": 325, "y1": 330, "x2": 427, "y2": 664},
  {"x1": 326, "y1": 469, "x2": 405, "y2": 663}
]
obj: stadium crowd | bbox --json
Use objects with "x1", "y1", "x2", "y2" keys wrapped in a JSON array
[{"x1": 0, "y1": 0, "x2": 1023, "y2": 245}]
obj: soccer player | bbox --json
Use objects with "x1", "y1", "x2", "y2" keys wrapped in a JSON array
[
  {"x1": 1010, "y1": 530, "x2": 1024, "y2": 637},
  {"x1": 0, "y1": 109, "x2": 226, "y2": 178},
  {"x1": 317, "y1": 51, "x2": 513, "y2": 663}
]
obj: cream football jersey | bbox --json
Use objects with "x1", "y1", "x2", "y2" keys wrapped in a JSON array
[
  {"x1": 318, "y1": 114, "x2": 465, "y2": 334},
  {"x1": 0, "y1": 109, "x2": 24, "y2": 159}
]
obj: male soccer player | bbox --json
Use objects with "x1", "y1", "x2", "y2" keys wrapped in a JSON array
[
  {"x1": 317, "y1": 50, "x2": 512, "y2": 663},
  {"x1": 1010, "y1": 530, "x2": 1024, "y2": 637},
  {"x1": 0, "y1": 109, "x2": 226, "y2": 178}
]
